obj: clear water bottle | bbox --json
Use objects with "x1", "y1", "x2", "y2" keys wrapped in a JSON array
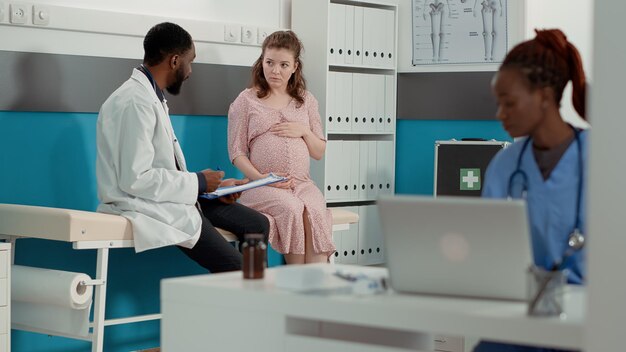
[{"x1": 242, "y1": 233, "x2": 266, "y2": 279}]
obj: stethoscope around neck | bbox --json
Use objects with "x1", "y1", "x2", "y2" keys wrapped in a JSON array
[{"x1": 507, "y1": 126, "x2": 584, "y2": 239}]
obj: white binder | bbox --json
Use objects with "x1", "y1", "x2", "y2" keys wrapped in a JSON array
[
  {"x1": 334, "y1": 4, "x2": 346, "y2": 64},
  {"x1": 384, "y1": 74, "x2": 396, "y2": 132},
  {"x1": 335, "y1": 72, "x2": 352, "y2": 132},
  {"x1": 336, "y1": 140, "x2": 351, "y2": 200},
  {"x1": 324, "y1": 140, "x2": 342, "y2": 200},
  {"x1": 376, "y1": 140, "x2": 394, "y2": 195},
  {"x1": 346, "y1": 140, "x2": 361, "y2": 200},
  {"x1": 326, "y1": 71, "x2": 336, "y2": 132},
  {"x1": 332, "y1": 229, "x2": 343, "y2": 263},
  {"x1": 370, "y1": 204, "x2": 384, "y2": 264},
  {"x1": 340, "y1": 206, "x2": 359, "y2": 264},
  {"x1": 374, "y1": 9, "x2": 386, "y2": 67},
  {"x1": 357, "y1": 205, "x2": 384, "y2": 265},
  {"x1": 344, "y1": 6, "x2": 355, "y2": 65},
  {"x1": 353, "y1": 6, "x2": 364, "y2": 66},
  {"x1": 328, "y1": 3, "x2": 340, "y2": 64},
  {"x1": 360, "y1": 74, "x2": 369, "y2": 132},
  {"x1": 358, "y1": 140, "x2": 369, "y2": 200},
  {"x1": 363, "y1": 7, "x2": 375, "y2": 66},
  {"x1": 366, "y1": 140, "x2": 378, "y2": 199},
  {"x1": 375, "y1": 74, "x2": 386, "y2": 132},
  {"x1": 364, "y1": 74, "x2": 378, "y2": 132},
  {"x1": 343, "y1": 72, "x2": 354, "y2": 132},
  {"x1": 334, "y1": 72, "x2": 344, "y2": 132},
  {"x1": 385, "y1": 9, "x2": 395, "y2": 67},
  {"x1": 351, "y1": 73, "x2": 365, "y2": 133}
]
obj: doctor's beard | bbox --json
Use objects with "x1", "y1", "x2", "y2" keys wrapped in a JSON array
[{"x1": 166, "y1": 66, "x2": 186, "y2": 95}]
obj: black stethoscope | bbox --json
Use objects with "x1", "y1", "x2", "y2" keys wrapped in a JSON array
[{"x1": 507, "y1": 126, "x2": 584, "y2": 238}]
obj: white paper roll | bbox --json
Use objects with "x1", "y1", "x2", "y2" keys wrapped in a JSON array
[{"x1": 12, "y1": 265, "x2": 93, "y2": 309}]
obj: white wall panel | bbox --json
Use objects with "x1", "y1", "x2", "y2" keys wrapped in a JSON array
[
  {"x1": 7, "y1": 0, "x2": 284, "y2": 26},
  {"x1": 0, "y1": 0, "x2": 290, "y2": 65},
  {"x1": 525, "y1": 0, "x2": 593, "y2": 128},
  {"x1": 587, "y1": 2, "x2": 626, "y2": 351}
]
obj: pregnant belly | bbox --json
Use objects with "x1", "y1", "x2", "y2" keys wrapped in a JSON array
[{"x1": 249, "y1": 133, "x2": 310, "y2": 176}]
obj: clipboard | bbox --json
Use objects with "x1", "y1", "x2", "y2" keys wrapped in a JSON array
[{"x1": 199, "y1": 173, "x2": 287, "y2": 200}]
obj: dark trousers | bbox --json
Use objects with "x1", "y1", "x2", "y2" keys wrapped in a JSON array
[{"x1": 178, "y1": 198, "x2": 270, "y2": 273}]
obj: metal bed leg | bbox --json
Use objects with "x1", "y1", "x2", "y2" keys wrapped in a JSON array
[
  {"x1": 9, "y1": 236, "x2": 16, "y2": 264},
  {"x1": 91, "y1": 247, "x2": 109, "y2": 352}
]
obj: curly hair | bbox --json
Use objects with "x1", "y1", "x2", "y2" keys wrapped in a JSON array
[
  {"x1": 143, "y1": 22, "x2": 193, "y2": 66},
  {"x1": 250, "y1": 30, "x2": 307, "y2": 107},
  {"x1": 501, "y1": 29, "x2": 587, "y2": 119}
]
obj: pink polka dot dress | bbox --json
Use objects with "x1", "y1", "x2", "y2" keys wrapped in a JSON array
[{"x1": 228, "y1": 88, "x2": 334, "y2": 255}]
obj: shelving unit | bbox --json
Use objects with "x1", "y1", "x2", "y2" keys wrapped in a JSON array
[{"x1": 292, "y1": 0, "x2": 397, "y2": 265}]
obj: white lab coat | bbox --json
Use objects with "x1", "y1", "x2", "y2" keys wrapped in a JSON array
[{"x1": 96, "y1": 69, "x2": 201, "y2": 252}]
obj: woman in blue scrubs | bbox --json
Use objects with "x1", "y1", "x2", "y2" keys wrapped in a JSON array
[{"x1": 476, "y1": 29, "x2": 588, "y2": 352}]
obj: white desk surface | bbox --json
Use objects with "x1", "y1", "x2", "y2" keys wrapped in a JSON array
[{"x1": 162, "y1": 264, "x2": 585, "y2": 351}]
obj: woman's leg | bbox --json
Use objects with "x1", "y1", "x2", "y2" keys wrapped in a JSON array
[
  {"x1": 291, "y1": 182, "x2": 334, "y2": 263},
  {"x1": 238, "y1": 187, "x2": 305, "y2": 258},
  {"x1": 284, "y1": 253, "x2": 306, "y2": 264},
  {"x1": 304, "y1": 210, "x2": 331, "y2": 263}
]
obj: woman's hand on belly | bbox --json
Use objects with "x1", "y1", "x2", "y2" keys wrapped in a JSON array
[{"x1": 270, "y1": 122, "x2": 310, "y2": 138}]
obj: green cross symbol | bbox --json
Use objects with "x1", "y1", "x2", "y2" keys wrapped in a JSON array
[{"x1": 460, "y1": 168, "x2": 481, "y2": 191}]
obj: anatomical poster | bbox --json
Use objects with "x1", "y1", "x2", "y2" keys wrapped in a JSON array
[{"x1": 412, "y1": 0, "x2": 508, "y2": 65}]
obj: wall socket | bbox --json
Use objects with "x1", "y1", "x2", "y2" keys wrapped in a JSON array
[
  {"x1": 9, "y1": 2, "x2": 27, "y2": 24},
  {"x1": 224, "y1": 24, "x2": 241, "y2": 43},
  {"x1": 257, "y1": 28, "x2": 273, "y2": 45},
  {"x1": 241, "y1": 26, "x2": 256, "y2": 44},
  {"x1": 32, "y1": 5, "x2": 50, "y2": 25}
]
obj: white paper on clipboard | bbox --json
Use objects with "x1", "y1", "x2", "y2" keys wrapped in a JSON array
[{"x1": 199, "y1": 173, "x2": 287, "y2": 200}]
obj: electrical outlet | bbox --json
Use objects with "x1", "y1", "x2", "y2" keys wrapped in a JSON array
[
  {"x1": 241, "y1": 26, "x2": 256, "y2": 44},
  {"x1": 32, "y1": 5, "x2": 49, "y2": 25},
  {"x1": 224, "y1": 25, "x2": 241, "y2": 43},
  {"x1": 257, "y1": 28, "x2": 273, "y2": 45},
  {"x1": 9, "y1": 3, "x2": 27, "y2": 24},
  {"x1": 0, "y1": 2, "x2": 6, "y2": 22}
]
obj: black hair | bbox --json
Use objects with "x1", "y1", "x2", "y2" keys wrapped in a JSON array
[
  {"x1": 501, "y1": 29, "x2": 587, "y2": 119},
  {"x1": 143, "y1": 22, "x2": 193, "y2": 66}
]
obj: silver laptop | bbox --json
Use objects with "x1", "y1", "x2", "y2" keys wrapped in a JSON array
[{"x1": 378, "y1": 195, "x2": 532, "y2": 301}]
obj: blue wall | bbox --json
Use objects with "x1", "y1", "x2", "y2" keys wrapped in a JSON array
[
  {"x1": 0, "y1": 111, "x2": 510, "y2": 351},
  {"x1": 0, "y1": 111, "x2": 284, "y2": 352},
  {"x1": 395, "y1": 119, "x2": 511, "y2": 195}
]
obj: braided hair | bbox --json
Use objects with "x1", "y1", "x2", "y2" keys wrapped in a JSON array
[{"x1": 501, "y1": 29, "x2": 587, "y2": 120}]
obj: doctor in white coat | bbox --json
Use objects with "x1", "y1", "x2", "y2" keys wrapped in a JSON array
[{"x1": 97, "y1": 22, "x2": 269, "y2": 272}]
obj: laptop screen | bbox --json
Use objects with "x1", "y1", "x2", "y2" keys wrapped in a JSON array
[{"x1": 378, "y1": 195, "x2": 532, "y2": 301}]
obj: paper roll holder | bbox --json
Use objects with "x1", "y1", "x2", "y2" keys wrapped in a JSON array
[{"x1": 79, "y1": 279, "x2": 105, "y2": 287}]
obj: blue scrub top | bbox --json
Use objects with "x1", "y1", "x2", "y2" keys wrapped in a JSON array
[{"x1": 482, "y1": 131, "x2": 588, "y2": 285}]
